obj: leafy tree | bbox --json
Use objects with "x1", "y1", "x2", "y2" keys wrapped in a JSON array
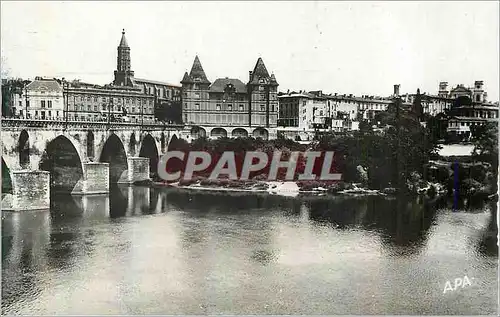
[{"x1": 471, "y1": 122, "x2": 498, "y2": 167}]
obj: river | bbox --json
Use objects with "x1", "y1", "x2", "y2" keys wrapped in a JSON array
[{"x1": 1, "y1": 185, "x2": 498, "y2": 315}]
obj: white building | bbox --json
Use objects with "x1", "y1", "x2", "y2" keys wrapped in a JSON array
[{"x1": 15, "y1": 78, "x2": 64, "y2": 120}]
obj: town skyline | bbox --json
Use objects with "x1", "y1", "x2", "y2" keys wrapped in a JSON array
[{"x1": 1, "y1": 1, "x2": 499, "y2": 101}]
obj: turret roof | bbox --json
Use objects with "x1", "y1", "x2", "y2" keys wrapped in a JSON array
[{"x1": 119, "y1": 29, "x2": 129, "y2": 47}]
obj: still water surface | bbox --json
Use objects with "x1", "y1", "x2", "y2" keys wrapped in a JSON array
[{"x1": 1, "y1": 186, "x2": 498, "y2": 315}]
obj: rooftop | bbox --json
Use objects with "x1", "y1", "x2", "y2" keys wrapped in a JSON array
[
  {"x1": 26, "y1": 79, "x2": 62, "y2": 92},
  {"x1": 134, "y1": 77, "x2": 181, "y2": 88},
  {"x1": 210, "y1": 78, "x2": 247, "y2": 93}
]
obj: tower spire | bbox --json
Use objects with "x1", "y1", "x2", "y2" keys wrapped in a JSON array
[
  {"x1": 114, "y1": 29, "x2": 134, "y2": 86},
  {"x1": 188, "y1": 55, "x2": 210, "y2": 84}
]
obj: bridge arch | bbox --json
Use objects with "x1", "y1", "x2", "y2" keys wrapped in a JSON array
[
  {"x1": 190, "y1": 126, "x2": 206, "y2": 139},
  {"x1": 2, "y1": 157, "x2": 12, "y2": 194},
  {"x1": 129, "y1": 132, "x2": 137, "y2": 156},
  {"x1": 39, "y1": 135, "x2": 84, "y2": 193},
  {"x1": 99, "y1": 133, "x2": 128, "y2": 184},
  {"x1": 139, "y1": 134, "x2": 160, "y2": 177},
  {"x1": 18, "y1": 130, "x2": 30, "y2": 169},
  {"x1": 211, "y1": 127, "x2": 227, "y2": 138},
  {"x1": 232, "y1": 128, "x2": 248, "y2": 138},
  {"x1": 252, "y1": 127, "x2": 269, "y2": 140}
]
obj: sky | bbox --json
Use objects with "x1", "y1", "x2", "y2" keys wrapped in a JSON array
[{"x1": 1, "y1": 1, "x2": 499, "y2": 100}]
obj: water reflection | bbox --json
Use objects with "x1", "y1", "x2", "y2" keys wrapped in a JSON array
[{"x1": 1, "y1": 187, "x2": 497, "y2": 315}]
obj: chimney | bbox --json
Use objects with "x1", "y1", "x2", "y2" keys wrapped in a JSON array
[{"x1": 393, "y1": 84, "x2": 400, "y2": 96}]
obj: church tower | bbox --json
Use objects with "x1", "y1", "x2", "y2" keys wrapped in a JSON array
[{"x1": 113, "y1": 29, "x2": 135, "y2": 86}]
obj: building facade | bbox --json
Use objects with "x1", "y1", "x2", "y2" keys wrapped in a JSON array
[
  {"x1": 277, "y1": 89, "x2": 393, "y2": 139},
  {"x1": 181, "y1": 56, "x2": 279, "y2": 140},
  {"x1": 62, "y1": 29, "x2": 181, "y2": 124},
  {"x1": 8, "y1": 77, "x2": 64, "y2": 120},
  {"x1": 62, "y1": 80, "x2": 156, "y2": 123}
]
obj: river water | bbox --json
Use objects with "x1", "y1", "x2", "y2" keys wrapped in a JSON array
[{"x1": 1, "y1": 186, "x2": 498, "y2": 315}]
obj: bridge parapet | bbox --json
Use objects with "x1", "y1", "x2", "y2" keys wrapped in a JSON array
[{"x1": 0, "y1": 118, "x2": 185, "y2": 131}]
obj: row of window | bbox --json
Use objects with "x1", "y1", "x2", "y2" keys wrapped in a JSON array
[
  {"x1": 185, "y1": 103, "x2": 276, "y2": 112},
  {"x1": 70, "y1": 104, "x2": 153, "y2": 113},
  {"x1": 185, "y1": 113, "x2": 277, "y2": 125},
  {"x1": 449, "y1": 121, "x2": 485, "y2": 128},
  {"x1": 18, "y1": 110, "x2": 60, "y2": 118},
  {"x1": 18, "y1": 100, "x2": 54, "y2": 108},
  {"x1": 144, "y1": 86, "x2": 179, "y2": 98},
  {"x1": 70, "y1": 95, "x2": 154, "y2": 105}
]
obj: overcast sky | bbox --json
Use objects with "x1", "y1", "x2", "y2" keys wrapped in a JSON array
[{"x1": 1, "y1": 1, "x2": 498, "y2": 100}]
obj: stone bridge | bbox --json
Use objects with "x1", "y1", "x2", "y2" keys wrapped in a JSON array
[{"x1": 1, "y1": 118, "x2": 187, "y2": 211}]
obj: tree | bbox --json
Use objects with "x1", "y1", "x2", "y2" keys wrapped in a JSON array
[
  {"x1": 412, "y1": 88, "x2": 424, "y2": 120},
  {"x1": 471, "y1": 122, "x2": 498, "y2": 167}
]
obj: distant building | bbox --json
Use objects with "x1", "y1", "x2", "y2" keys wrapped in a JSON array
[
  {"x1": 9, "y1": 77, "x2": 64, "y2": 120},
  {"x1": 277, "y1": 88, "x2": 394, "y2": 140},
  {"x1": 406, "y1": 81, "x2": 491, "y2": 116},
  {"x1": 62, "y1": 79, "x2": 155, "y2": 123},
  {"x1": 181, "y1": 56, "x2": 279, "y2": 139},
  {"x1": 62, "y1": 29, "x2": 181, "y2": 124}
]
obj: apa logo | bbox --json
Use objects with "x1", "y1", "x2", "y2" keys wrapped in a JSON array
[{"x1": 443, "y1": 276, "x2": 473, "y2": 294}]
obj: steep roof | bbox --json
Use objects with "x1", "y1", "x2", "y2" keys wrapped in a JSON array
[
  {"x1": 188, "y1": 55, "x2": 210, "y2": 84},
  {"x1": 249, "y1": 57, "x2": 270, "y2": 84},
  {"x1": 181, "y1": 72, "x2": 193, "y2": 84},
  {"x1": 26, "y1": 79, "x2": 62, "y2": 92},
  {"x1": 210, "y1": 78, "x2": 247, "y2": 93},
  {"x1": 269, "y1": 73, "x2": 278, "y2": 86},
  {"x1": 119, "y1": 29, "x2": 129, "y2": 47}
]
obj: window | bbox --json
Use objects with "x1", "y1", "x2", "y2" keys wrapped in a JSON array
[
  {"x1": 94, "y1": 105, "x2": 98, "y2": 111},
  {"x1": 260, "y1": 105, "x2": 265, "y2": 111},
  {"x1": 87, "y1": 96, "x2": 90, "y2": 101},
  {"x1": 102, "y1": 97, "x2": 106, "y2": 102},
  {"x1": 94, "y1": 97, "x2": 98, "y2": 102},
  {"x1": 319, "y1": 110, "x2": 323, "y2": 116},
  {"x1": 227, "y1": 104, "x2": 232, "y2": 111},
  {"x1": 195, "y1": 92, "x2": 200, "y2": 98},
  {"x1": 239, "y1": 104, "x2": 244, "y2": 111},
  {"x1": 195, "y1": 104, "x2": 200, "y2": 110},
  {"x1": 216, "y1": 104, "x2": 221, "y2": 111},
  {"x1": 41, "y1": 100, "x2": 46, "y2": 108},
  {"x1": 48, "y1": 111, "x2": 52, "y2": 117},
  {"x1": 102, "y1": 105, "x2": 106, "y2": 111},
  {"x1": 88, "y1": 105, "x2": 91, "y2": 111},
  {"x1": 184, "y1": 103, "x2": 188, "y2": 109}
]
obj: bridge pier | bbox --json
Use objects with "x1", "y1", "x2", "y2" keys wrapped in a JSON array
[
  {"x1": 2, "y1": 170, "x2": 50, "y2": 211},
  {"x1": 118, "y1": 157, "x2": 151, "y2": 184},
  {"x1": 80, "y1": 162, "x2": 110, "y2": 194}
]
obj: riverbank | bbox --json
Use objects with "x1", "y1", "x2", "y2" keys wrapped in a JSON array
[{"x1": 152, "y1": 177, "x2": 446, "y2": 199}]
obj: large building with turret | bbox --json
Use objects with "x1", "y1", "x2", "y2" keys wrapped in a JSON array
[{"x1": 180, "y1": 56, "x2": 279, "y2": 140}]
